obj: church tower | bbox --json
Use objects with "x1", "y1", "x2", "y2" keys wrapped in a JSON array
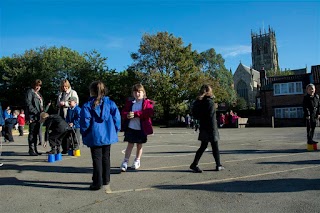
[{"x1": 251, "y1": 26, "x2": 279, "y2": 72}]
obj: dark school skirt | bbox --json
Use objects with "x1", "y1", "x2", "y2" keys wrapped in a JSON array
[{"x1": 124, "y1": 128, "x2": 147, "y2": 144}]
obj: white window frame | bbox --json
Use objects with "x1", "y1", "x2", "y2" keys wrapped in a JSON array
[
  {"x1": 273, "y1": 81, "x2": 303, "y2": 96},
  {"x1": 274, "y1": 107, "x2": 303, "y2": 118}
]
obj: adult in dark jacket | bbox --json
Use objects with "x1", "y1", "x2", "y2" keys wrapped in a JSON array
[
  {"x1": 303, "y1": 83, "x2": 320, "y2": 144},
  {"x1": 25, "y1": 79, "x2": 44, "y2": 156},
  {"x1": 41, "y1": 113, "x2": 70, "y2": 154},
  {"x1": 190, "y1": 84, "x2": 224, "y2": 173}
]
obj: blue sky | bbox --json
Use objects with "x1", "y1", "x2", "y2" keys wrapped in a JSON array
[{"x1": 1, "y1": 0, "x2": 319, "y2": 73}]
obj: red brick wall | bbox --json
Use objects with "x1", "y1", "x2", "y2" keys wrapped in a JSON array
[{"x1": 261, "y1": 91, "x2": 305, "y2": 117}]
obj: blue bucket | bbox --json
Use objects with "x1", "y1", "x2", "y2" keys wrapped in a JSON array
[
  {"x1": 48, "y1": 154, "x2": 55, "y2": 163},
  {"x1": 68, "y1": 150, "x2": 73, "y2": 156},
  {"x1": 55, "y1": 153, "x2": 62, "y2": 161}
]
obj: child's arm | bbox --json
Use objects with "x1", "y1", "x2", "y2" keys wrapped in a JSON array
[
  {"x1": 73, "y1": 107, "x2": 81, "y2": 128},
  {"x1": 80, "y1": 104, "x2": 91, "y2": 136},
  {"x1": 121, "y1": 100, "x2": 132, "y2": 120},
  {"x1": 134, "y1": 99, "x2": 154, "y2": 119},
  {"x1": 110, "y1": 101, "x2": 121, "y2": 132},
  {"x1": 44, "y1": 102, "x2": 51, "y2": 112},
  {"x1": 303, "y1": 96, "x2": 310, "y2": 119},
  {"x1": 43, "y1": 119, "x2": 53, "y2": 142}
]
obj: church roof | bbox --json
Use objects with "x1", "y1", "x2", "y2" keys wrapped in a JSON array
[{"x1": 234, "y1": 63, "x2": 260, "y2": 80}]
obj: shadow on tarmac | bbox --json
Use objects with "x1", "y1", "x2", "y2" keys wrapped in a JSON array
[
  {"x1": 153, "y1": 178, "x2": 320, "y2": 193},
  {"x1": 258, "y1": 159, "x2": 320, "y2": 165},
  {"x1": 0, "y1": 177, "x2": 91, "y2": 191},
  {"x1": 0, "y1": 164, "x2": 122, "y2": 175}
]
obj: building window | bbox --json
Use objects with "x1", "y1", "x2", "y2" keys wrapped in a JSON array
[
  {"x1": 264, "y1": 43, "x2": 268, "y2": 54},
  {"x1": 273, "y1": 82, "x2": 303, "y2": 95},
  {"x1": 274, "y1": 107, "x2": 303, "y2": 118},
  {"x1": 237, "y1": 80, "x2": 248, "y2": 101}
]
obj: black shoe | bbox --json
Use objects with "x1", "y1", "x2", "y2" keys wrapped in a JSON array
[
  {"x1": 35, "y1": 152, "x2": 42, "y2": 156},
  {"x1": 38, "y1": 143, "x2": 42, "y2": 145},
  {"x1": 61, "y1": 150, "x2": 67, "y2": 154},
  {"x1": 216, "y1": 166, "x2": 225, "y2": 171},
  {"x1": 190, "y1": 164, "x2": 202, "y2": 173},
  {"x1": 29, "y1": 151, "x2": 38, "y2": 156},
  {"x1": 308, "y1": 141, "x2": 317, "y2": 144},
  {"x1": 89, "y1": 184, "x2": 101, "y2": 191}
]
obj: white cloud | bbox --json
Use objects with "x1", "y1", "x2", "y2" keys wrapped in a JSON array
[
  {"x1": 221, "y1": 45, "x2": 251, "y2": 58},
  {"x1": 105, "y1": 36, "x2": 124, "y2": 49}
]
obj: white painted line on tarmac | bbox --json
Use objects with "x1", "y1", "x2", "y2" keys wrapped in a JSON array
[
  {"x1": 142, "y1": 152, "x2": 306, "y2": 171},
  {"x1": 187, "y1": 164, "x2": 320, "y2": 185},
  {"x1": 121, "y1": 145, "x2": 200, "y2": 158},
  {"x1": 109, "y1": 164, "x2": 320, "y2": 194}
]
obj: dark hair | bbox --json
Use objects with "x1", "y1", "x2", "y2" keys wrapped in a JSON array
[
  {"x1": 89, "y1": 81, "x2": 108, "y2": 107},
  {"x1": 32, "y1": 79, "x2": 42, "y2": 88},
  {"x1": 197, "y1": 84, "x2": 213, "y2": 100}
]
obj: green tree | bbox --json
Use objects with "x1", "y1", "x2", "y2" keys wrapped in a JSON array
[
  {"x1": 266, "y1": 68, "x2": 294, "y2": 77},
  {"x1": 130, "y1": 32, "x2": 211, "y2": 121},
  {"x1": 199, "y1": 48, "x2": 237, "y2": 104},
  {"x1": 0, "y1": 46, "x2": 107, "y2": 109}
]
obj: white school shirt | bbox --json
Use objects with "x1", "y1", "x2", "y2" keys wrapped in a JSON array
[{"x1": 128, "y1": 99, "x2": 143, "y2": 130}]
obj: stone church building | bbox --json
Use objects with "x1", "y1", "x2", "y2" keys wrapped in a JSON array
[
  {"x1": 233, "y1": 63, "x2": 260, "y2": 107},
  {"x1": 233, "y1": 27, "x2": 279, "y2": 107}
]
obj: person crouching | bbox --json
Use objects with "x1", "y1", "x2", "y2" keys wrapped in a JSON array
[{"x1": 40, "y1": 112, "x2": 70, "y2": 154}]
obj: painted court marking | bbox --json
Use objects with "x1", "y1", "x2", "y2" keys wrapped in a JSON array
[
  {"x1": 109, "y1": 164, "x2": 320, "y2": 194},
  {"x1": 121, "y1": 144, "x2": 200, "y2": 158}
]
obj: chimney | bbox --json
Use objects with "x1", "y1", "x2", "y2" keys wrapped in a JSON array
[{"x1": 260, "y1": 66, "x2": 267, "y2": 86}]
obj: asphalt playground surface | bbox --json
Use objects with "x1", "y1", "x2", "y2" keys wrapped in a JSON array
[{"x1": 1, "y1": 127, "x2": 320, "y2": 213}]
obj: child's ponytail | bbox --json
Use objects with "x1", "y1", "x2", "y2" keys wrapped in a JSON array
[{"x1": 89, "y1": 81, "x2": 107, "y2": 107}]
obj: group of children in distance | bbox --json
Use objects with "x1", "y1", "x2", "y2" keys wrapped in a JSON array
[{"x1": 2, "y1": 107, "x2": 26, "y2": 143}]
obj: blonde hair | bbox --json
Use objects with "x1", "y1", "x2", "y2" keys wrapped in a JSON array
[
  {"x1": 306, "y1": 83, "x2": 315, "y2": 90},
  {"x1": 90, "y1": 81, "x2": 107, "y2": 107},
  {"x1": 197, "y1": 84, "x2": 213, "y2": 100},
  {"x1": 32, "y1": 79, "x2": 42, "y2": 88},
  {"x1": 132, "y1": 83, "x2": 147, "y2": 98},
  {"x1": 60, "y1": 79, "x2": 71, "y2": 91}
]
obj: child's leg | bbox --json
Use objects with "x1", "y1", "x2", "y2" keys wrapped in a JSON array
[
  {"x1": 90, "y1": 146, "x2": 103, "y2": 189},
  {"x1": 18, "y1": 126, "x2": 23, "y2": 136},
  {"x1": 38, "y1": 126, "x2": 42, "y2": 145},
  {"x1": 124, "y1": 143, "x2": 134, "y2": 161},
  {"x1": 7, "y1": 127, "x2": 14, "y2": 142},
  {"x1": 102, "y1": 145, "x2": 111, "y2": 185},
  {"x1": 135, "y1": 143, "x2": 143, "y2": 161}
]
